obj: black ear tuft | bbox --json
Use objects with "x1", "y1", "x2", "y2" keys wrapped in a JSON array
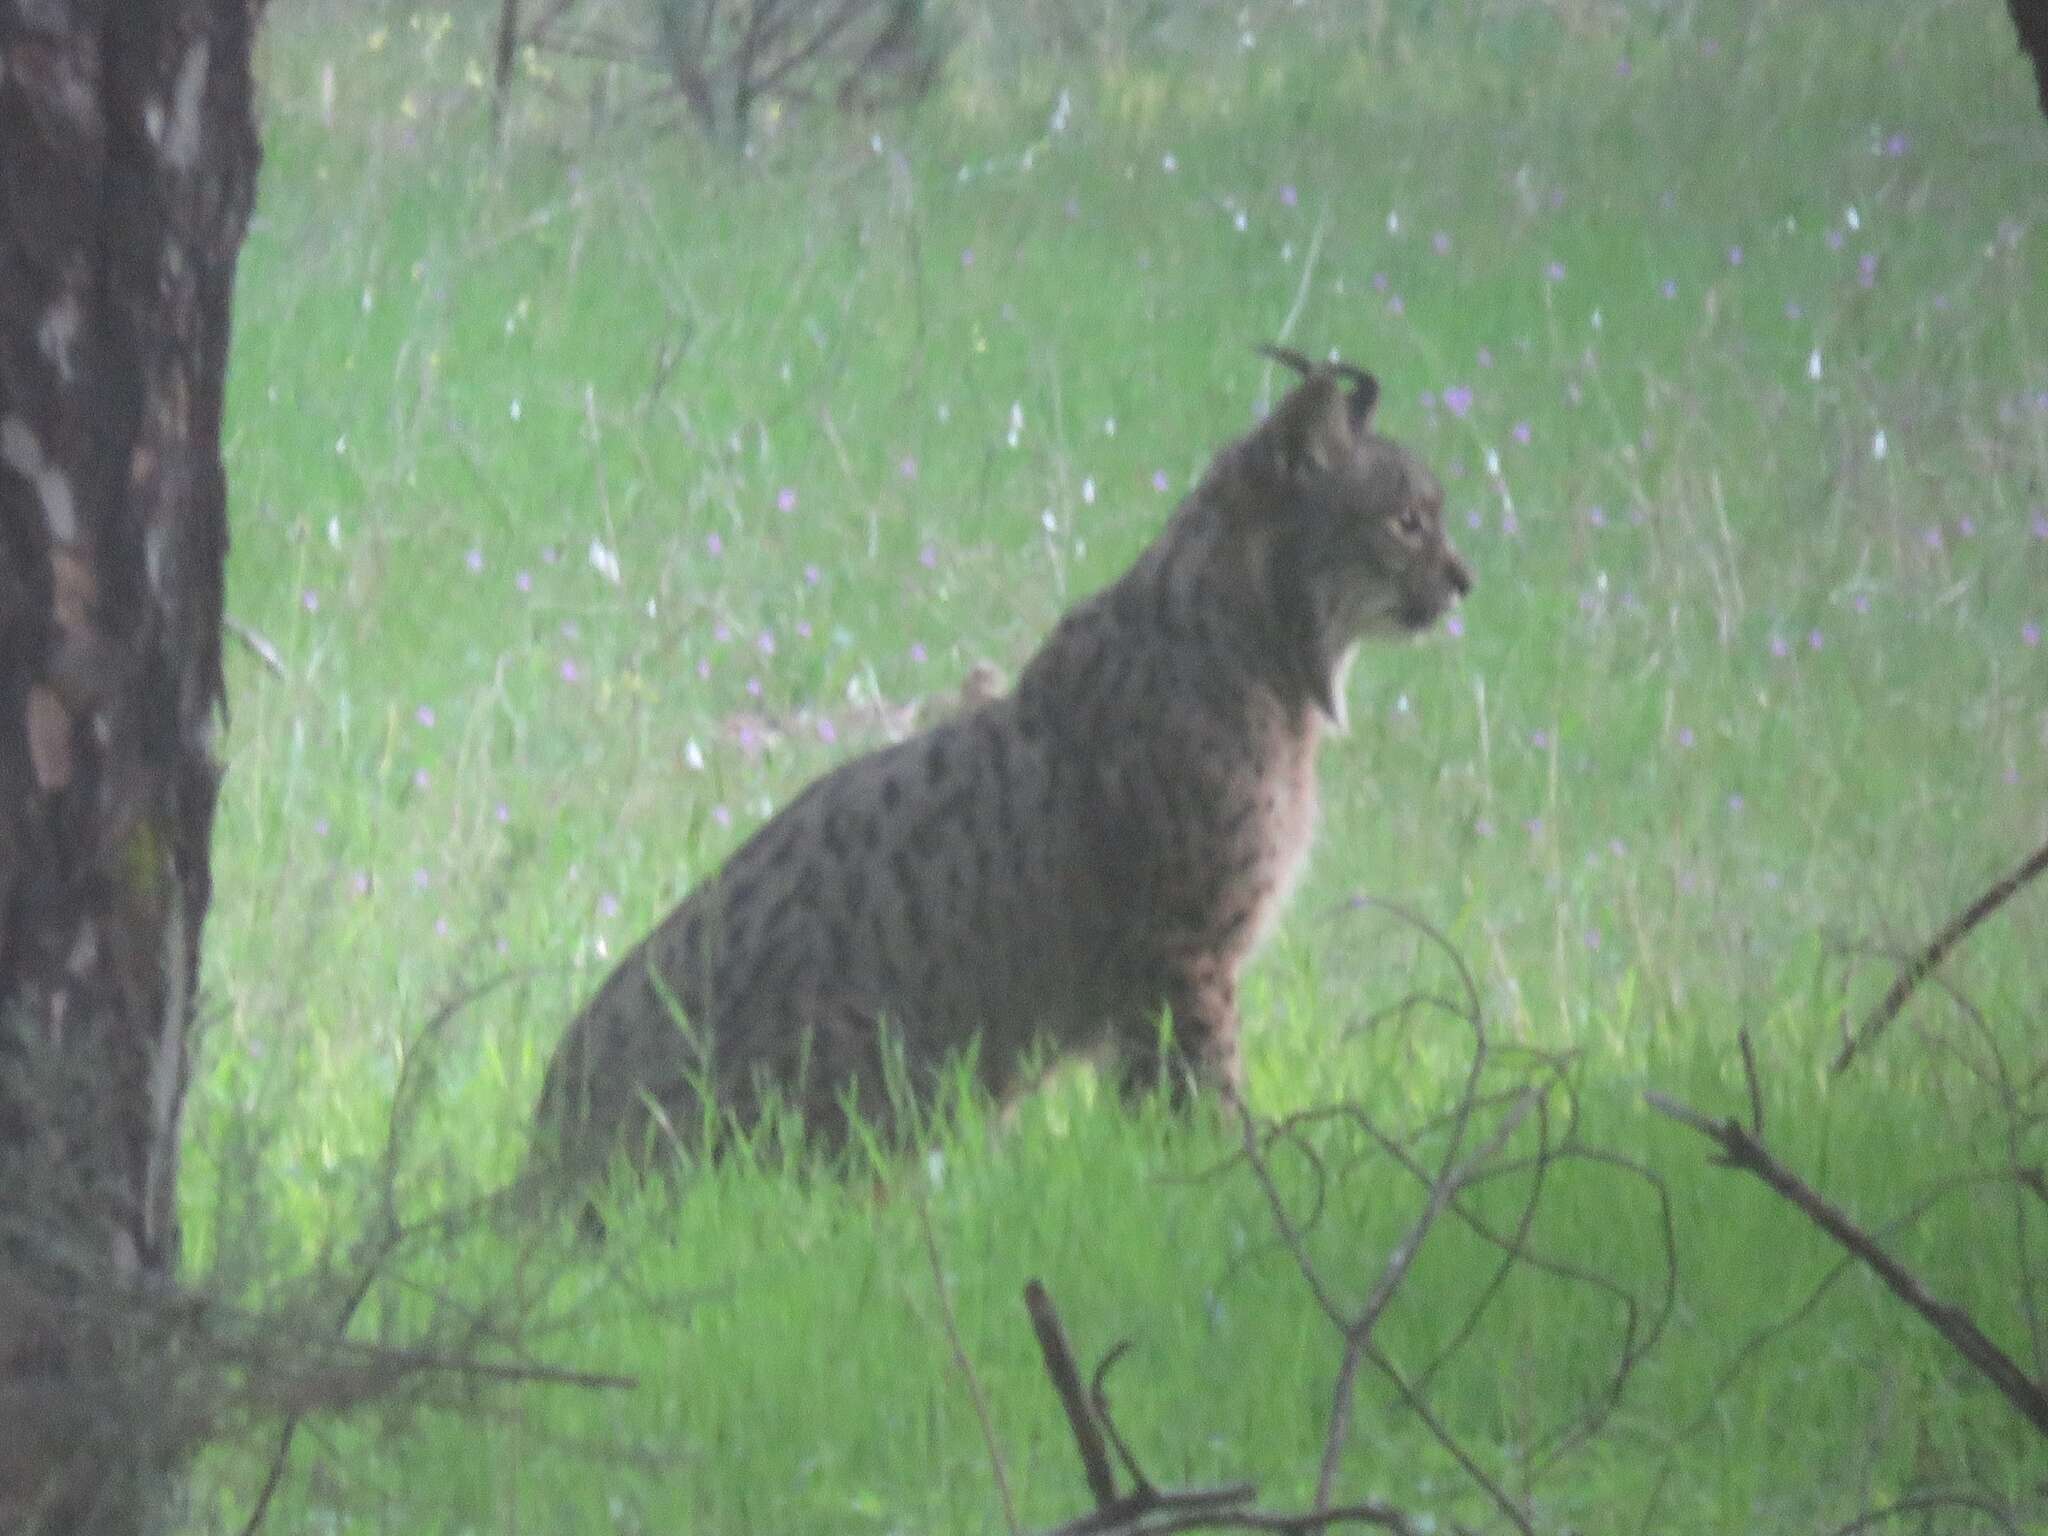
[
  {"x1": 1257, "y1": 343, "x2": 1379, "y2": 436},
  {"x1": 1257, "y1": 342, "x2": 1318, "y2": 379},
  {"x1": 1332, "y1": 364, "x2": 1380, "y2": 431}
]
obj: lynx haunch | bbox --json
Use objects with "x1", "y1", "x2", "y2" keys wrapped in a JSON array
[{"x1": 530, "y1": 348, "x2": 1472, "y2": 1186}]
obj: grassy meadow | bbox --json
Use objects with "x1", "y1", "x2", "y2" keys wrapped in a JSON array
[{"x1": 184, "y1": 0, "x2": 2047, "y2": 1529}]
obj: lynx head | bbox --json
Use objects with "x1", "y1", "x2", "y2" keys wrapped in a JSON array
[{"x1": 1243, "y1": 345, "x2": 1472, "y2": 727}]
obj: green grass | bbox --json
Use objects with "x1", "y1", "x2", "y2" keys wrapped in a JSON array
[{"x1": 184, "y1": 0, "x2": 2047, "y2": 1529}]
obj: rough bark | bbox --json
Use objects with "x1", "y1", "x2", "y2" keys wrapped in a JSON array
[
  {"x1": 2012, "y1": 0, "x2": 2048, "y2": 120},
  {"x1": 0, "y1": 2, "x2": 261, "y2": 1531}
]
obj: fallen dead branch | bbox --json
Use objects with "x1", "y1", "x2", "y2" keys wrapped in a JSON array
[
  {"x1": 1644, "y1": 1088, "x2": 2048, "y2": 1440},
  {"x1": 1022, "y1": 1280, "x2": 1438, "y2": 1536}
]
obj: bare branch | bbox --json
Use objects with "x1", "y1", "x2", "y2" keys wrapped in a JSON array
[
  {"x1": 1645, "y1": 1091, "x2": 2048, "y2": 1440},
  {"x1": 1025, "y1": 1278, "x2": 1120, "y2": 1509},
  {"x1": 1832, "y1": 837, "x2": 2048, "y2": 1074},
  {"x1": 1737, "y1": 1026, "x2": 1763, "y2": 1137},
  {"x1": 1023, "y1": 1282, "x2": 1435, "y2": 1536}
]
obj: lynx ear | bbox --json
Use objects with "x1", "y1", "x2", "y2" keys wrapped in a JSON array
[
  {"x1": 1257, "y1": 344, "x2": 1379, "y2": 470},
  {"x1": 1263, "y1": 368, "x2": 1354, "y2": 476},
  {"x1": 1333, "y1": 363, "x2": 1380, "y2": 433}
]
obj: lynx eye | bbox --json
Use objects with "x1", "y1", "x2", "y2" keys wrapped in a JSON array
[{"x1": 1394, "y1": 504, "x2": 1425, "y2": 539}]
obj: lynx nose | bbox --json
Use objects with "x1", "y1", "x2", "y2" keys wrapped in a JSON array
[{"x1": 1445, "y1": 550, "x2": 1474, "y2": 598}]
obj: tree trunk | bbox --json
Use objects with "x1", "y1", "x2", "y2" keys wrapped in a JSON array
[{"x1": 0, "y1": 2, "x2": 261, "y2": 1530}]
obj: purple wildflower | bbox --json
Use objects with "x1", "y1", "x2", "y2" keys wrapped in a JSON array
[
  {"x1": 706, "y1": 531, "x2": 724, "y2": 557},
  {"x1": 1442, "y1": 385, "x2": 1473, "y2": 418},
  {"x1": 415, "y1": 704, "x2": 436, "y2": 728},
  {"x1": 1152, "y1": 470, "x2": 1170, "y2": 493},
  {"x1": 777, "y1": 487, "x2": 798, "y2": 513},
  {"x1": 466, "y1": 547, "x2": 485, "y2": 573},
  {"x1": 1279, "y1": 183, "x2": 1298, "y2": 208},
  {"x1": 1512, "y1": 421, "x2": 1532, "y2": 445}
]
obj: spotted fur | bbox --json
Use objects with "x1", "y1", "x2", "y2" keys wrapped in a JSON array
[{"x1": 529, "y1": 350, "x2": 1472, "y2": 1186}]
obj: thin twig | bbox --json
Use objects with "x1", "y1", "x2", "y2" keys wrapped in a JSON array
[
  {"x1": 1089, "y1": 1341, "x2": 1154, "y2": 1496},
  {"x1": 1645, "y1": 1091, "x2": 2048, "y2": 1440},
  {"x1": 920, "y1": 1196, "x2": 1022, "y2": 1536},
  {"x1": 1024, "y1": 1285, "x2": 1431, "y2": 1536},
  {"x1": 225, "y1": 615, "x2": 286, "y2": 678},
  {"x1": 1825, "y1": 1489, "x2": 2027, "y2": 1535},
  {"x1": 1737, "y1": 1026, "x2": 1763, "y2": 1137},
  {"x1": 1831, "y1": 837, "x2": 2048, "y2": 1074}
]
